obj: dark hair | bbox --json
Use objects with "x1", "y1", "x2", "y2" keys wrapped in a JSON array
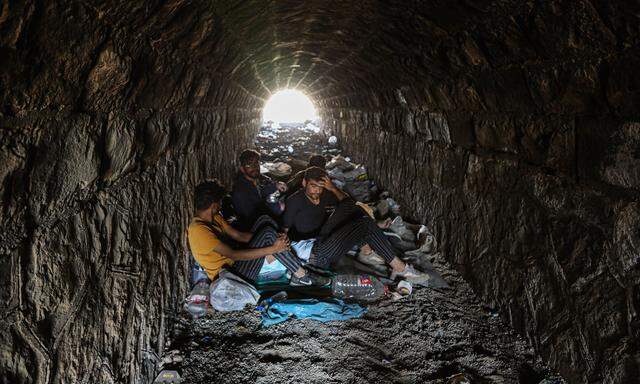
[
  {"x1": 308, "y1": 154, "x2": 326, "y2": 169},
  {"x1": 238, "y1": 149, "x2": 260, "y2": 166},
  {"x1": 194, "y1": 179, "x2": 226, "y2": 211},
  {"x1": 304, "y1": 166, "x2": 327, "y2": 181}
]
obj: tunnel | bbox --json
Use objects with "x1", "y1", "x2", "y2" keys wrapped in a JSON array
[{"x1": 1, "y1": 1, "x2": 639, "y2": 383}]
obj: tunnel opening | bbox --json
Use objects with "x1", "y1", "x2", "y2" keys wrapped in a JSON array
[{"x1": 262, "y1": 89, "x2": 318, "y2": 125}]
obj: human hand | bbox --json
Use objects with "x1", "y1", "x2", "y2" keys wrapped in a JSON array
[
  {"x1": 265, "y1": 254, "x2": 276, "y2": 264},
  {"x1": 270, "y1": 233, "x2": 290, "y2": 253},
  {"x1": 320, "y1": 176, "x2": 336, "y2": 191},
  {"x1": 276, "y1": 181, "x2": 288, "y2": 192},
  {"x1": 279, "y1": 201, "x2": 285, "y2": 211}
]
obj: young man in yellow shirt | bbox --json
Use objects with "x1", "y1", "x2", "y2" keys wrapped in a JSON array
[{"x1": 188, "y1": 179, "x2": 329, "y2": 286}]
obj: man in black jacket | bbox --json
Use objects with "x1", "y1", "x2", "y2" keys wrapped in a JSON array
[
  {"x1": 231, "y1": 149, "x2": 288, "y2": 231},
  {"x1": 282, "y1": 167, "x2": 429, "y2": 283}
]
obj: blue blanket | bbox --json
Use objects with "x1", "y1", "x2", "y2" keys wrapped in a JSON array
[{"x1": 262, "y1": 299, "x2": 367, "y2": 327}]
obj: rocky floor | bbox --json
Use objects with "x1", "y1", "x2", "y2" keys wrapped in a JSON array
[{"x1": 165, "y1": 124, "x2": 563, "y2": 384}]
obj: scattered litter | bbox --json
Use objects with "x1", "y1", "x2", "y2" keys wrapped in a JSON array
[
  {"x1": 287, "y1": 145, "x2": 294, "y2": 153},
  {"x1": 153, "y1": 370, "x2": 181, "y2": 383},
  {"x1": 343, "y1": 166, "x2": 367, "y2": 181},
  {"x1": 184, "y1": 281, "x2": 210, "y2": 319},
  {"x1": 332, "y1": 274, "x2": 385, "y2": 302},
  {"x1": 161, "y1": 350, "x2": 184, "y2": 365},
  {"x1": 328, "y1": 167, "x2": 347, "y2": 181},
  {"x1": 386, "y1": 231, "x2": 418, "y2": 252},
  {"x1": 401, "y1": 251, "x2": 450, "y2": 288},
  {"x1": 390, "y1": 292, "x2": 404, "y2": 301},
  {"x1": 326, "y1": 155, "x2": 354, "y2": 171},
  {"x1": 291, "y1": 239, "x2": 316, "y2": 261},
  {"x1": 345, "y1": 180, "x2": 372, "y2": 202},
  {"x1": 447, "y1": 373, "x2": 471, "y2": 384},
  {"x1": 262, "y1": 162, "x2": 292, "y2": 177},
  {"x1": 389, "y1": 216, "x2": 416, "y2": 242},
  {"x1": 417, "y1": 225, "x2": 437, "y2": 253},
  {"x1": 209, "y1": 270, "x2": 260, "y2": 312},
  {"x1": 328, "y1": 135, "x2": 338, "y2": 146},
  {"x1": 397, "y1": 280, "x2": 413, "y2": 296},
  {"x1": 190, "y1": 260, "x2": 209, "y2": 286},
  {"x1": 304, "y1": 123, "x2": 321, "y2": 133},
  {"x1": 257, "y1": 257, "x2": 288, "y2": 281},
  {"x1": 386, "y1": 197, "x2": 401, "y2": 215},
  {"x1": 376, "y1": 199, "x2": 390, "y2": 217}
]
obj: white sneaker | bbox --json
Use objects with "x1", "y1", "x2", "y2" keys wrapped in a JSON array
[{"x1": 391, "y1": 264, "x2": 431, "y2": 285}]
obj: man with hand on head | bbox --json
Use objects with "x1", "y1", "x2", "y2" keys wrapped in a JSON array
[
  {"x1": 188, "y1": 179, "x2": 330, "y2": 286},
  {"x1": 282, "y1": 167, "x2": 429, "y2": 283},
  {"x1": 285, "y1": 154, "x2": 327, "y2": 195}
]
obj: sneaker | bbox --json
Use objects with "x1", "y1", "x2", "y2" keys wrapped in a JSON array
[
  {"x1": 290, "y1": 272, "x2": 331, "y2": 287},
  {"x1": 390, "y1": 264, "x2": 431, "y2": 285},
  {"x1": 356, "y1": 251, "x2": 386, "y2": 267}
]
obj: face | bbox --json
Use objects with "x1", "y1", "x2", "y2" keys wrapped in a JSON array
[
  {"x1": 208, "y1": 201, "x2": 221, "y2": 215},
  {"x1": 303, "y1": 178, "x2": 324, "y2": 200},
  {"x1": 240, "y1": 158, "x2": 260, "y2": 179}
]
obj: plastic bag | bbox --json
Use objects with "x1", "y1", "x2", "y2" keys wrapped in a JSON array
[
  {"x1": 258, "y1": 258, "x2": 288, "y2": 281},
  {"x1": 291, "y1": 239, "x2": 316, "y2": 261},
  {"x1": 209, "y1": 270, "x2": 260, "y2": 312}
]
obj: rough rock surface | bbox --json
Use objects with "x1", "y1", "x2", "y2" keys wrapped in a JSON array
[
  {"x1": 319, "y1": 4, "x2": 640, "y2": 383},
  {"x1": 1, "y1": 0, "x2": 639, "y2": 383}
]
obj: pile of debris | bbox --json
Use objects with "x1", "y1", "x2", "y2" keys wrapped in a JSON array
[{"x1": 256, "y1": 122, "x2": 328, "y2": 166}]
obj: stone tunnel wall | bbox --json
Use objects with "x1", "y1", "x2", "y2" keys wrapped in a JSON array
[
  {"x1": 0, "y1": 109, "x2": 258, "y2": 383},
  {"x1": 0, "y1": 2, "x2": 262, "y2": 383},
  {"x1": 320, "y1": 19, "x2": 640, "y2": 384}
]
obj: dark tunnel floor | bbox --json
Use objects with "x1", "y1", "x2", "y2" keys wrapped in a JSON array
[{"x1": 167, "y1": 125, "x2": 564, "y2": 384}]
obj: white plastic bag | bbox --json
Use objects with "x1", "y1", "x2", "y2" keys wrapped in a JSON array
[
  {"x1": 258, "y1": 258, "x2": 288, "y2": 281},
  {"x1": 209, "y1": 270, "x2": 260, "y2": 312},
  {"x1": 291, "y1": 239, "x2": 316, "y2": 261}
]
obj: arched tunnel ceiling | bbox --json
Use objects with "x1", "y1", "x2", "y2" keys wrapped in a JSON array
[
  {"x1": 2, "y1": 0, "x2": 638, "y2": 114},
  {"x1": 152, "y1": 0, "x2": 636, "y2": 108}
]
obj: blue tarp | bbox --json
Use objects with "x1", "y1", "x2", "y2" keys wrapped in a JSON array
[{"x1": 261, "y1": 299, "x2": 367, "y2": 327}]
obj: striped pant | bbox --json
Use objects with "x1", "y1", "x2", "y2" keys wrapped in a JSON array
[
  {"x1": 232, "y1": 215, "x2": 302, "y2": 282},
  {"x1": 311, "y1": 199, "x2": 397, "y2": 269}
]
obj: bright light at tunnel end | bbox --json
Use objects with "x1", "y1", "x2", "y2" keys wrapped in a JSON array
[{"x1": 262, "y1": 89, "x2": 318, "y2": 124}]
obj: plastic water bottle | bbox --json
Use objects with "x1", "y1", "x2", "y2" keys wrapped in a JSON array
[
  {"x1": 191, "y1": 262, "x2": 209, "y2": 286},
  {"x1": 267, "y1": 190, "x2": 281, "y2": 203},
  {"x1": 185, "y1": 281, "x2": 210, "y2": 318},
  {"x1": 332, "y1": 274, "x2": 385, "y2": 302}
]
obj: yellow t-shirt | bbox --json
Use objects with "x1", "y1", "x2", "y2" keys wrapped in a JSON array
[{"x1": 187, "y1": 215, "x2": 233, "y2": 280}]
